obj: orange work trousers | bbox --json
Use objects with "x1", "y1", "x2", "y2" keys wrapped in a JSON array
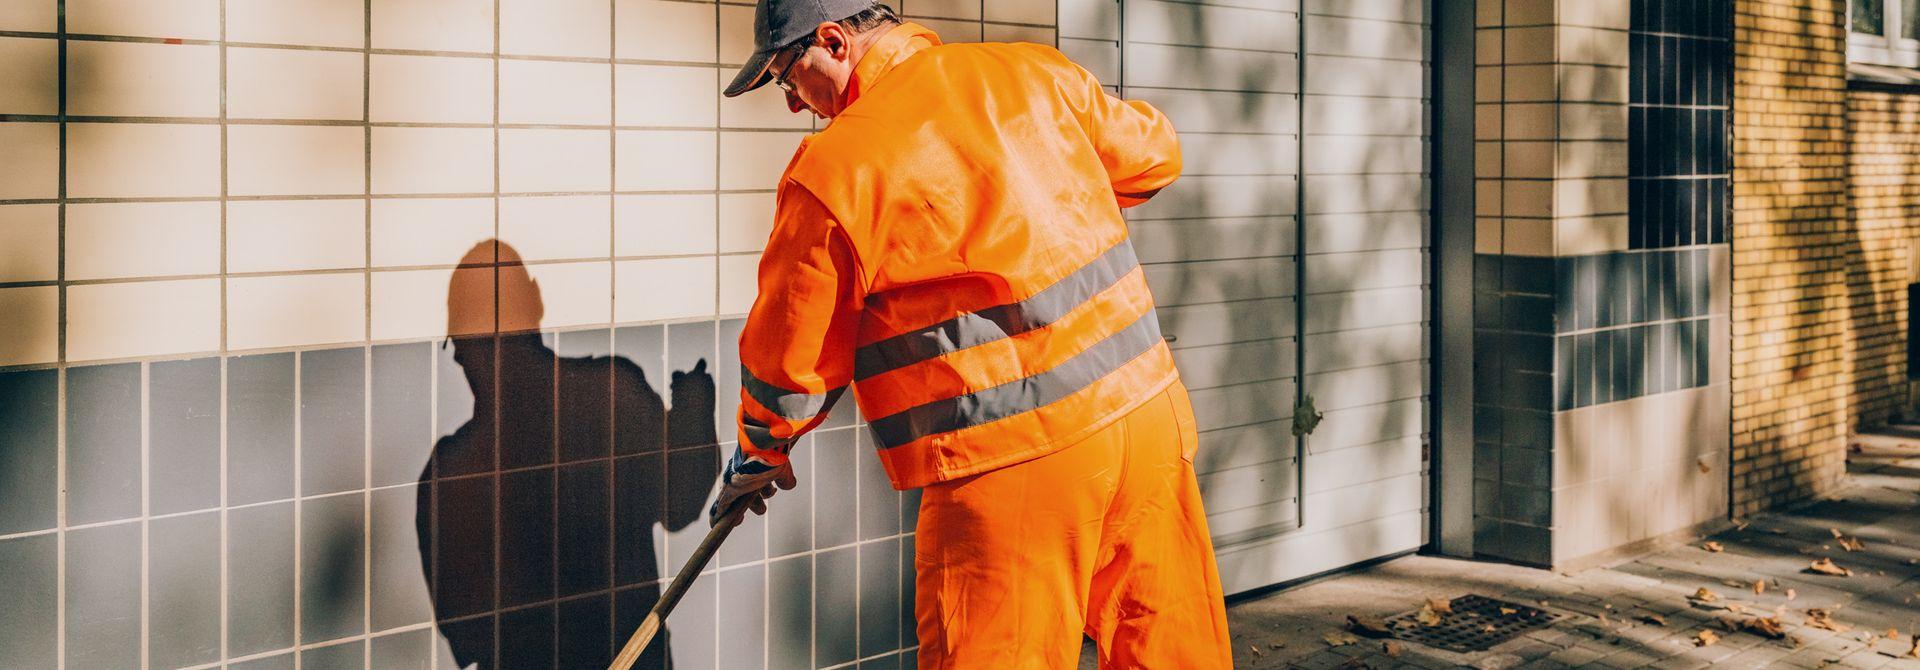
[{"x1": 913, "y1": 381, "x2": 1233, "y2": 669}]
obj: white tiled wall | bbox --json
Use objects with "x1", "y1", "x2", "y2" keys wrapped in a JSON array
[{"x1": 0, "y1": 2, "x2": 1067, "y2": 668}]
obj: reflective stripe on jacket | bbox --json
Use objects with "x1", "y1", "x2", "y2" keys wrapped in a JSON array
[{"x1": 735, "y1": 22, "x2": 1183, "y2": 490}]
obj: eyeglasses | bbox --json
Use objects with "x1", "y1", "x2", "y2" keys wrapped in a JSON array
[{"x1": 772, "y1": 43, "x2": 807, "y2": 93}]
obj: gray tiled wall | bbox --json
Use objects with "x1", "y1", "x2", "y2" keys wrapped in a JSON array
[{"x1": 0, "y1": 318, "x2": 918, "y2": 669}]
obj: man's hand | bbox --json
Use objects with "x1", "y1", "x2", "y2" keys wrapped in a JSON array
[{"x1": 710, "y1": 450, "x2": 797, "y2": 526}]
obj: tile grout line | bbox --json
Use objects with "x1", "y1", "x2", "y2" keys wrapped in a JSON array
[
  {"x1": 54, "y1": 0, "x2": 68, "y2": 666},
  {"x1": 293, "y1": 350, "x2": 305, "y2": 669},
  {"x1": 140, "y1": 361, "x2": 151, "y2": 670},
  {"x1": 216, "y1": 0, "x2": 232, "y2": 660},
  {"x1": 490, "y1": 0, "x2": 503, "y2": 663},
  {"x1": 361, "y1": 3, "x2": 374, "y2": 666}
]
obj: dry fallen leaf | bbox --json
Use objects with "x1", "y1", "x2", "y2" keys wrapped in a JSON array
[
  {"x1": 1787, "y1": 588, "x2": 1797, "y2": 601},
  {"x1": 1721, "y1": 578, "x2": 1748, "y2": 589},
  {"x1": 1805, "y1": 608, "x2": 1852, "y2": 633},
  {"x1": 1695, "y1": 630, "x2": 1720, "y2": 647},
  {"x1": 1832, "y1": 528, "x2": 1844, "y2": 539},
  {"x1": 1640, "y1": 614, "x2": 1667, "y2": 626},
  {"x1": 1270, "y1": 641, "x2": 1285, "y2": 649},
  {"x1": 1249, "y1": 645, "x2": 1263, "y2": 658},
  {"x1": 1383, "y1": 641, "x2": 1403, "y2": 658},
  {"x1": 1837, "y1": 535, "x2": 1865, "y2": 552},
  {"x1": 1426, "y1": 598, "x2": 1454, "y2": 615},
  {"x1": 1323, "y1": 631, "x2": 1359, "y2": 647},
  {"x1": 1694, "y1": 587, "x2": 1720, "y2": 603},
  {"x1": 1744, "y1": 616, "x2": 1788, "y2": 639},
  {"x1": 1754, "y1": 580, "x2": 1767, "y2": 595},
  {"x1": 1416, "y1": 603, "x2": 1445, "y2": 627},
  {"x1": 1347, "y1": 615, "x2": 1393, "y2": 638},
  {"x1": 1807, "y1": 558, "x2": 1853, "y2": 577},
  {"x1": 1599, "y1": 613, "x2": 1612, "y2": 627},
  {"x1": 1481, "y1": 623, "x2": 1497, "y2": 634},
  {"x1": 1697, "y1": 459, "x2": 1711, "y2": 473},
  {"x1": 1733, "y1": 518, "x2": 1751, "y2": 531},
  {"x1": 1499, "y1": 607, "x2": 1517, "y2": 616},
  {"x1": 1702, "y1": 540, "x2": 1725, "y2": 552},
  {"x1": 1907, "y1": 635, "x2": 1920, "y2": 658},
  {"x1": 1889, "y1": 627, "x2": 1900, "y2": 640}
]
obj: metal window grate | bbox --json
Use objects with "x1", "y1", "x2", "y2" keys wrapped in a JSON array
[{"x1": 1382, "y1": 595, "x2": 1565, "y2": 653}]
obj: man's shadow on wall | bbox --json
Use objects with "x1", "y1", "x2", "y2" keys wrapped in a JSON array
[{"x1": 415, "y1": 241, "x2": 716, "y2": 669}]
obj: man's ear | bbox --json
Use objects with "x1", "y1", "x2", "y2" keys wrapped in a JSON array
[{"x1": 816, "y1": 21, "x2": 849, "y2": 58}]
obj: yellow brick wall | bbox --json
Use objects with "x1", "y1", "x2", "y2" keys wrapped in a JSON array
[
  {"x1": 1844, "y1": 90, "x2": 1920, "y2": 430},
  {"x1": 1731, "y1": 0, "x2": 1850, "y2": 515}
]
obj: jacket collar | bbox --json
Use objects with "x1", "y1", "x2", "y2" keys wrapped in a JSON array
[{"x1": 846, "y1": 22, "x2": 941, "y2": 107}]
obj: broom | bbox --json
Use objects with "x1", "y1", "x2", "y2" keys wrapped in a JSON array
[{"x1": 607, "y1": 493, "x2": 758, "y2": 670}]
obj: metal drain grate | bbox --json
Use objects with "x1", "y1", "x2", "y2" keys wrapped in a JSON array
[{"x1": 1382, "y1": 594, "x2": 1565, "y2": 653}]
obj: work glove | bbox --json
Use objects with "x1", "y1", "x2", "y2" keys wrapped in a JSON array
[{"x1": 710, "y1": 447, "x2": 797, "y2": 527}]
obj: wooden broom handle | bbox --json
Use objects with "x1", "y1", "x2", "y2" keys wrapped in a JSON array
[{"x1": 608, "y1": 496, "x2": 752, "y2": 670}]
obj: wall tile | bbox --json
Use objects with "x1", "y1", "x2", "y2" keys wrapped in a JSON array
[
  {"x1": 228, "y1": 125, "x2": 366, "y2": 197},
  {"x1": 859, "y1": 539, "x2": 902, "y2": 658},
  {"x1": 984, "y1": 23, "x2": 1056, "y2": 44},
  {"x1": 150, "y1": 511, "x2": 222, "y2": 668},
  {"x1": 613, "y1": 452, "x2": 666, "y2": 586},
  {"x1": 373, "y1": 267, "x2": 495, "y2": 341},
  {"x1": 370, "y1": 629, "x2": 433, "y2": 670},
  {"x1": 522, "y1": 262, "x2": 614, "y2": 329},
  {"x1": 433, "y1": 334, "x2": 495, "y2": 476},
  {"x1": 615, "y1": 130, "x2": 717, "y2": 191},
  {"x1": 229, "y1": 352, "x2": 297, "y2": 505},
  {"x1": 557, "y1": 595, "x2": 612, "y2": 668},
  {"x1": 719, "y1": 131, "x2": 805, "y2": 191},
  {"x1": 301, "y1": 347, "x2": 367, "y2": 495},
  {"x1": 616, "y1": 193, "x2": 717, "y2": 257},
  {"x1": 369, "y1": 54, "x2": 493, "y2": 124},
  {"x1": 665, "y1": 447, "x2": 720, "y2": 568},
  {"x1": 815, "y1": 546, "x2": 860, "y2": 667},
  {"x1": 303, "y1": 641, "x2": 366, "y2": 670},
  {"x1": 229, "y1": 501, "x2": 297, "y2": 657},
  {"x1": 498, "y1": 604, "x2": 556, "y2": 669},
  {"x1": 0, "y1": 122, "x2": 57, "y2": 199},
  {"x1": 66, "y1": 522, "x2": 141, "y2": 669},
  {"x1": 617, "y1": 0, "x2": 718, "y2": 63},
  {"x1": 858, "y1": 433, "x2": 900, "y2": 540},
  {"x1": 67, "y1": 0, "x2": 219, "y2": 39},
  {"x1": 0, "y1": 37, "x2": 56, "y2": 115},
  {"x1": 667, "y1": 572, "x2": 718, "y2": 670},
  {"x1": 814, "y1": 429, "x2": 858, "y2": 549},
  {"x1": 228, "y1": 273, "x2": 367, "y2": 350},
  {"x1": 501, "y1": 0, "x2": 609, "y2": 58},
  {"x1": 499, "y1": 467, "x2": 556, "y2": 607},
  {"x1": 371, "y1": 342, "x2": 433, "y2": 486},
  {"x1": 555, "y1": 462, "x2": 611, "y2": 598},
  {"x1": 0, "y1": 370, "x2": 57, "y2": 534},
  {"x1": 615, "y1": 257, "x2": 716, "y2": 322},
  {"x1": 231, "y1": 652, "x2": 296, "y2": 670},
  {"x1": 555, "y1": 329, "x2": 614, "y2": 462},
  {"x1": 65, "y1": 123, "x2": 221, "y2": 198},
  {"x1": 0, "y1": 535, "x2": 55, "y2": 667},
  {"x1": 228, "y1": 199, "x2": 367, "y2": 273},
  {"x1": 768, "y1": 555, "x2": 813, "y2": 670},
  {"x1": 718, "y1": 565, "x2": 770, "y2": 670},
  {"x1": 226, "y1": 0, "x2": 363, "y2": 48},
  {"x1": 618, "y1": 64, "x2": 719, "y2": 127},
  {"x1": 149, "y1": 358, "x2": 219, "y2": 514},
  {"x1": 371, "y1": 198, "x2": 495, "y2": 268},
  {"x1": 717, "y1": 3, "x2": 756, "y2": 65},
  {"x1": 65, "y1": 201, "x2": 221, "y2": 280},
  {"x1": 718, "y1": 253, "x2": 759, "y2": 316},
  {"x1": 66, "y1": 41, "x2": 219, "y2": 117},
  {"x1": 67, "y1": 278, "x2": 222, "y2": 361},
  {"x1": 301, "y1": 493, "x2": 367, "y2": 642},
  {"x1": 501, "y1": 195, "x2": 612, "y2": 261},
  {"x1": 369, "y1": 0, "x2": 489, "y2": 50},
  {"x1": 372, "y1": 127, "x2": 494, "y2": 195},
  {"x1": 502, "y1": 59, "x2": 612, "y2": 125},
  {"x1": 0, "y1": 287, "x2": 57, "y2": 366},
  {"x1": 501, "y1": 128, "x2": 612, "y2": 193},
  {"x1": 717, "y1": 193, "x2": 773, "y2": 254},
  {"x1": 369, "y1": 485, "x2": 433, "y2": 631},
  {"x1": 432, "y1": 474, "x2": 496, "y2": 618},
  {"x1": 0, "y1": 204, "x2": 57, "y2": 282},
  {"x1": 227, "y1": 47, "x2": 365, "y2": 120}
]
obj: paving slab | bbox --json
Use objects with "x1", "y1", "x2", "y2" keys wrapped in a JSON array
[{"x1": 1096, "y1": 438, "x2": 1920, "y2": 669}]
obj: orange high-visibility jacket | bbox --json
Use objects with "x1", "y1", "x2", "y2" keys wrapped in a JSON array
[{"x1": 734, "y1": 22, "x2": 1182, "y2": 490}]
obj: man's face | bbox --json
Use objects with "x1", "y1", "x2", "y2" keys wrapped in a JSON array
[{"x1": 771, "y1": 23, "x2": 857, "y2": 119}]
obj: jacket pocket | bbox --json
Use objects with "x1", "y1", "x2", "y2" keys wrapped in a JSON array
[{"x1": 1168, "y1": 381, "x2": 1198, "y2": 463}]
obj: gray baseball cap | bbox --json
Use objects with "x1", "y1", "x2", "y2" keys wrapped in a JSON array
[{"x1": 724, "y1": 0, "x2": 874, "y2": 97}]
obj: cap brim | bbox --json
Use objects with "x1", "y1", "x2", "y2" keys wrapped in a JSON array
[{"x1": 724, "y1": 49, "x2": 779, "y2": 98}]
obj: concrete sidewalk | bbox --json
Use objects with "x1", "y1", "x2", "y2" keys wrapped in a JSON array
[{"x1": 1110, "y1": 434, "x2": 1920, "y2": 668}]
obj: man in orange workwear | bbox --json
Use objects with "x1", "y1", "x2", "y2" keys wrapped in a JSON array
[{"x1": 712, "y1": 1, "x2": 1234, "y2": 667}]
